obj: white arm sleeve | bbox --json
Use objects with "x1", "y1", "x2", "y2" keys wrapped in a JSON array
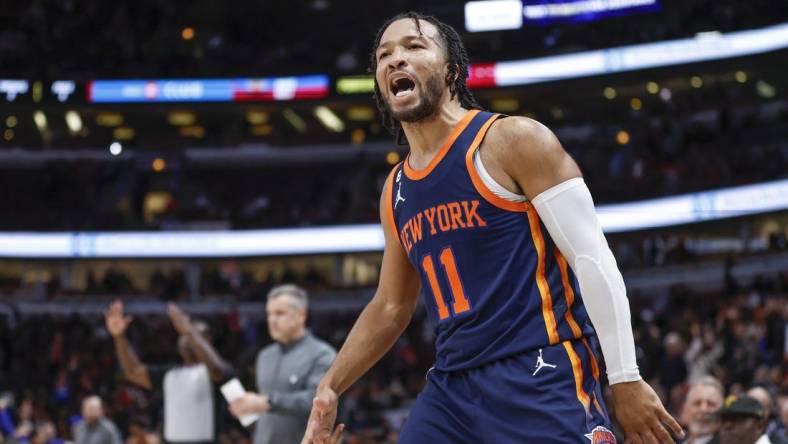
[{"x1": 532, "y1": 177, "x2": 641, "y2": 384}]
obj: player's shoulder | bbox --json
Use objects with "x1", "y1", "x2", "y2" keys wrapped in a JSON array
[
  {"x1": 384, "y1": 161, "x2": 402, "y2": 186},
  {"x1": 484, "y1": 115, "x2": 563, "y2": 160},
  {"x1": 379, "y1": 161, "x2": 403, "y2": 204}
]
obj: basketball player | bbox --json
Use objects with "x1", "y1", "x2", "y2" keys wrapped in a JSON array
[{"x1": 303, "y1": 12, "x2": 684, "y2": 444}]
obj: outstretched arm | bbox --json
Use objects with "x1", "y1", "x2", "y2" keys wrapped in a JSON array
[
  {"x1": 167, "y1": 303, "x2": 234, "y2": 383},
  {"x1": 303, "y1": 172, "x2": 421, "y2": 444},
  {"x1": 105, "y1": 300, "x2": 152, "y2": 389},
  {"x1": 316, "y1": 174, "x2": 421, "y2": 395},
  {"x1": 484, "y1": 117, "x2": 684, "y2": 443}
]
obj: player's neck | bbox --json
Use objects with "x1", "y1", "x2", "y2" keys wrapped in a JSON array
[{"x1": 401, "y1": 101, "x2": 466, "y2": 166}]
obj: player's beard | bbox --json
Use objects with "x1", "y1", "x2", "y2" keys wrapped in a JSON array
[{"x1": 386, "y1": 72, "x2": 445, "y2": 123}]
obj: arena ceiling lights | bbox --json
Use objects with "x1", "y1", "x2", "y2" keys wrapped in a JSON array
[
  {"x1": 0, "y1": 179, "x2": 786, "y2": 258},
  {"x1": 466, "y1": 22, "x2": 788, "y2": 88}
]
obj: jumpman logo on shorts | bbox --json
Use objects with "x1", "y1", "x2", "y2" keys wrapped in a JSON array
[
  {"x1": 395, "y1": 182, "x2": 406, "y2": 209},
  {"x1": 532, "y1": 349, "x2": 557, "y2": 376}
]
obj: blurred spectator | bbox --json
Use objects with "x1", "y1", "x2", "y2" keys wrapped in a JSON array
[
  {"x1": 747, "y1": 386, "x2": 787, "y2": 444},
  {"x1": 680, "y1": 376, "x2": 724, "y2": 444},
  {"x1": 710, "y1": 396, "x2": 770, "y2": 444},
  {"x1": 0, "y1": 397, "x2": 35, "y2": 442},
  {"x1": 229, "y1": 285, "x2": 336, "y2": 444},
  {"x1": 106, "y1": 301, "x2": 233, "y2": 444},
  {"x1": 660, "y1": 332, "x2": 689, "y2": 395},
  {"x1": 31, "y1": 420, "x2": 64, "y2": 444},
  {"x1": 72, "y1": 395, "x2": 122, "y2": 444},
  {"x1": 686, "y1": 324, "x2": 724, "y2": 384},
  {"x1": 125, "y1": 416, "x2": 159, "y2": 444}
]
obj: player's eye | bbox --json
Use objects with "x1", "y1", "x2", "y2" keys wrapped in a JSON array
[{"x1": 378, "y1": 52, "x2": 390, "y2": 61}]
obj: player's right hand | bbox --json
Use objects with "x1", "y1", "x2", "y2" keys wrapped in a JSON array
[
  {"x1": 104, "y1": 299, "x2": 133, "y2": 338},
  {"x1": 612, "y1": 379, "x2": 684, "y2": 444},
  {"x1": 301, "y1": 386, "x2": 344, "y2": 444}
]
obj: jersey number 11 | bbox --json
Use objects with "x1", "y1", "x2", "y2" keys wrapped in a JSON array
[{"x1": 421, "y1": 247, "x2": 471, "y2": 320}]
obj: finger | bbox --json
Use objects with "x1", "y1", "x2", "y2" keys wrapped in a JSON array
[
  {"x1": 328, "y1": 424, "x2": 344, "y2": 444},
  {"x1": 309, "y1": 418, "x2": 330, "y2": 442},
  {"x1": 317, "y1": 421, "x2": 336, "y2": 444},
  {"x1": 651, "y1": 422, "x2": 675, "y2": 444},
  {"x1": 659, "y1": 410, "x2": 684, "y2": 439}
]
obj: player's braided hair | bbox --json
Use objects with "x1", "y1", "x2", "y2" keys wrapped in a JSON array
[{"x1": 370, "y1": 12, "x2": 482, "y2": 144}]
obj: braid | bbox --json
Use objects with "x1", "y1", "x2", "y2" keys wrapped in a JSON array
[{"x1": 370, "y1": 12, "x2": 482, "y2": 144}]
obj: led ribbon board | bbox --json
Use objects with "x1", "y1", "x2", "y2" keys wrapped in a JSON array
[
  {"x1": 466, "y1": 0, "x2": 660, "y2": 31},
  {"x1": 521, "y1": 0, "x2": 661, "y2": 25},
  {"x1": 88, "y1": 76, "x2": 330, "y2": 103},
  {"x1": 0, "y1": 179, "x2": 786, "y2": 258},
  {"x1": 467, "y1": 22, "x2": 788, "y2": 87}
]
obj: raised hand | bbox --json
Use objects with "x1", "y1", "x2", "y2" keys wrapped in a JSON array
[
  {"x1": 105, "y1": 299, "x2": 133, "y2": 338},
  {"x1": 166, "y1": 303, "x2": 191, "y2": 335}
]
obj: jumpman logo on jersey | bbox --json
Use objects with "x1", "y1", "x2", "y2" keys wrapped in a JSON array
[
  {"x1": 532, "y1": 349, "x2": 557, "y2": 376},
  {"x1": 395, "y1": 182, "x2": 406, "y2": 209}
]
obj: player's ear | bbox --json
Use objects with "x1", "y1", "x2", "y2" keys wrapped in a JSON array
[{"x1": 445, "y1": 63, "x2": 460, "y2": 96}]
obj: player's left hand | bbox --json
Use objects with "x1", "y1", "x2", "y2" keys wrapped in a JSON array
[
  {"x1": 301, "y1": 386, "x2": 344, "y2": 444},
  {"x1": 611, "y1": 379, "x2": 684, "y2": 444}
]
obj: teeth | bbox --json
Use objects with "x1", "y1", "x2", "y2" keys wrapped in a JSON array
[{"x1": 396, "y1": 90, "x2": 411, "y2": 97}]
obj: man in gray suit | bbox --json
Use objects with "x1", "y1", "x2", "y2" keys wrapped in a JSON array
[
  {"x1": 229, "y1": 284, "x2": 336, "y2": 444},
  {"x1": 72, "y1": 396, "x2": 122, "y2": 444}
]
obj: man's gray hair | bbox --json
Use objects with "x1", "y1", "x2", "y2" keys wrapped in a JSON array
[
  {"x1": 267, "y1": 284, "x2": 308, "y2": 310},
  {"x1": 690, "y1": 375, "x2": 724, "y2": 397}
]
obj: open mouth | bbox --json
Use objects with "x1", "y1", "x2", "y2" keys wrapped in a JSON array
[{"x1": 390, "y1": 76, "x2": 416, "y2": 97}]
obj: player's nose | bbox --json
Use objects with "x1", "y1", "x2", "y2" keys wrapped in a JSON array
[{"x1": 387, "y1": 47, "x2": 407, "y2": 70}]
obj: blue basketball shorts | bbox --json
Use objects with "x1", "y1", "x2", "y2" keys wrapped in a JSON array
[{"x1": 398, "y1": 338, "x2": 616, "y2": 443}]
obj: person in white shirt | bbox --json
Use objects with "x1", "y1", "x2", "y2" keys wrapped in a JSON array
[{"x1": 106, "y1": 300, "x2": 233, "y2": 444}]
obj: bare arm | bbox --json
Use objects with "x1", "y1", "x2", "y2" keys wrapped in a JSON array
[
  {"x1": 167, "y1": 303, "x2": 234, "y2": 383},
  {"x1": 303, "y1": 171, "x2": 421, "y2": 443},
  {"x1": 320, "y1": 178, "x2": 421, "y2": 395},
  {"x1": 485, "y1": 117, "x2": 683, "y2": 442},
  {"x1": 105, "y1": 300, "x2": 152, "y2": 389},
  {"x1": 113, "y1": 336, "x2": 152, "y2": 389},
  {"x1": 183, "y1": 325, "x2": 234, "y2": 382}
]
